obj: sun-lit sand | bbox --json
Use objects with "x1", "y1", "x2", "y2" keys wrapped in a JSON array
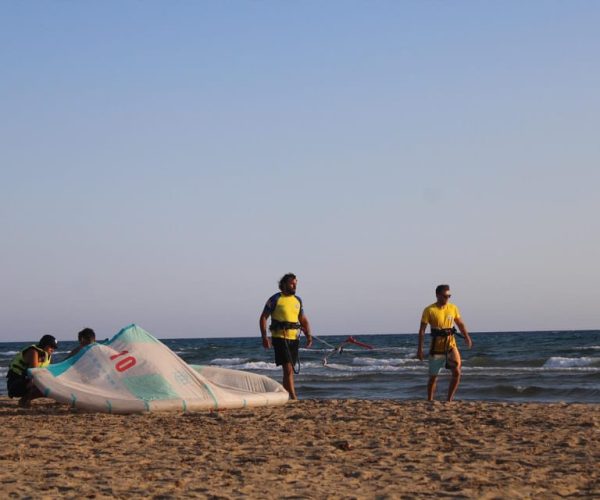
[{"x1": 1, "y1": 397, "x2": 598, "y2": 498}]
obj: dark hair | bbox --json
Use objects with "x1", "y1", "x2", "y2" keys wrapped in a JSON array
[
  {"x1": 435, "y1": 284, "x2": 450, "y2": 296},
  {"x1": 38, "y1": 334, "x2": 58, "y2": 349},
  {"x1": 78, "y1": 328, "x2": 96, "y2": 343},
  {"x1": 278, "y1": 273, "x2": 297, "y2": 291}
]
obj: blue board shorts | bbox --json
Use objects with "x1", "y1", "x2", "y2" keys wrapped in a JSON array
[{"x1": 428, "y1": 355, "x2": 446, "y2": 376}]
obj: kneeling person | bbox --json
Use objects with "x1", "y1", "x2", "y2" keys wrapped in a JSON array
[{"x1": 7, "y1": 334, "x2": 58, "y2": 407}]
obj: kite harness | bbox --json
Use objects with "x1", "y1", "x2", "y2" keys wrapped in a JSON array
[{"x1": 430, "y1": 327, "x2": 465, "y2": 369}]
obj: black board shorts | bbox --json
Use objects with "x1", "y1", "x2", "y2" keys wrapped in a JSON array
[
  {"x1": 6, "y1": 371, "x2": 28, "y2": 398},
  {"x1": 272, "y1": 338, "x2": 299, "y2": 366}
]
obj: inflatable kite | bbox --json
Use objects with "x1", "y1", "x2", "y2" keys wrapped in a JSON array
[{"x1": 29, "y1": 324, "x2": 288, "y2": 413}]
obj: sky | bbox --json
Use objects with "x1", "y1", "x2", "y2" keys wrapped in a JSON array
[{"x1": 1, "y1": 1, "x2": 599, "y2": 341}]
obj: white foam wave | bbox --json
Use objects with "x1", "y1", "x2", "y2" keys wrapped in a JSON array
[
  {"x1": 543, "y1": 357, "x2": 596, "y2": 369},
  {"x1": 322, "y1": 362, "x2": 422, "y2": 373},
  {"x1": 211, "y1": 361, "x2": 279, "y2": 371},
  {"x1": 581, "y1": 346, "x2": 600, "y2": 350},
  {"x1": 210, "y1": 357, "x2": 249, "y2": 365},
  {"x1": 351, "y1": 357, "x2": 419, "y2": 367},
  {"x1": 2, "y1": 349, "x2": 69, "y2": 357},
  {"x1": 466, "y1": 366, "x2": 600, "y2": 373}
]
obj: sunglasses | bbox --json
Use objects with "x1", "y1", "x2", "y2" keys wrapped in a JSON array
[{"x1": 440, "y1": 294, "x2": 452, "y2": 298}]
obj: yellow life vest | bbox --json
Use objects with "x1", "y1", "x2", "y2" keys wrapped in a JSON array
[
  {"x1": 264, "y1": 293, "x2": 303, "y2": 340},
  {"x1": 8, "y1": 345, "x2": 51, "y2": 376}
]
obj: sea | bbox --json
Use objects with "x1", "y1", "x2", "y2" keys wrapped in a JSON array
[{"x1": 1, "y1": 330, "x2": 599, "y2": 403}]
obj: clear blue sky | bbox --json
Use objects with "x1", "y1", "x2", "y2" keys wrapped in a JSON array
[{"x1": 1, "y1": 1, "x2": 599, "y2": 341}]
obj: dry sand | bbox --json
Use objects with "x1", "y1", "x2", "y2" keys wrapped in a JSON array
[{"x1": 1, "y1": 397, "x2": 598, "y2": 499}]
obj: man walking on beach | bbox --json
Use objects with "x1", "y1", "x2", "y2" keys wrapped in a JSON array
[
  {"x1": 417, "y1": 284, "x2": 472, "y2": 401},
  {"x1": 260, "y1": 273, "x2": 313, "y2": 400}
]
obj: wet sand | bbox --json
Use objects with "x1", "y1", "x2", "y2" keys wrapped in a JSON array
[{"x1": 1, "y1": 397, "x2": 598, "y2": 498}]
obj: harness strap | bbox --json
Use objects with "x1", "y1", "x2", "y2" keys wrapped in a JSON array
[
  {"x1": 269, "y1": 320, "x2": 302, "y2": 331},
  {"x1": 431, "y1": 327, "x2": 457, "y2": 337},
  {"x1": 281, "y1": 338, "x2": 300, "y2": 374},
  {"x1": 430, "y1": 327, "x2": 465, "y2": 369}
]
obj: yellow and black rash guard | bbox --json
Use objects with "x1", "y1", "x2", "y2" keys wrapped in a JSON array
[
  {"x1": 263, "y1": 293, "x2": 304, "y2": 340},
  {"x1": 421, "y1": 303, "x2": 461, "y2": 355},
  {"x1": 8, "y1": 345, "x2": 51, "y2": 377}
]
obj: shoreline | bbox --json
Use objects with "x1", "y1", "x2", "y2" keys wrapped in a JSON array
[{"x1": 2, "y1": 397, "x2": 599, "y2": 498}]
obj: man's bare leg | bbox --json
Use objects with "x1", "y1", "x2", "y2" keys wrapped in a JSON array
[
  {"x1": 447, "y1": 348, "x2": 462, "y2": 402},
  {"x1": 282, "y1": 362, "x2": 297, "y2": 400},
  {"x1": 427, "y1": 376, "x2": 438, "y2": 401},
  {"x1": 18, "y1": 383, "x2": 42, "y2": 408}
]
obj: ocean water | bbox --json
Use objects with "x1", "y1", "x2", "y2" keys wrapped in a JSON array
[{"x1": 1, "y1": 330, "x2": 599, "y2": 403}]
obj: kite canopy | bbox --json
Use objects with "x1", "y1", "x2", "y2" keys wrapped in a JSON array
[{"x1": 29, "y1": 324, "x2": 288, "y2": 413}]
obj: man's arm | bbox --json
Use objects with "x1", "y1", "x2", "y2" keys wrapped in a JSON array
[
  {"x1": 454, "y1": 317, "x2": 473, "y2": 348},
  {"x1": 23, "y1": 348, "x2": 41, "y2": 369},
  {"x1": 417, "y1": 322, "x2": 427, "y2": 361},
  {"x1": 64, "y1": 346, "x2": 82, "y2": 360},
  {"x1": 299, "y1": 312, "x2": 313, "y2": 348},
  {"x1": 259, "y1": 312, "x2": 271, "y2": 349}
]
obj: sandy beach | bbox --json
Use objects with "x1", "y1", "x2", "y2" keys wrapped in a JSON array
[{"x1": 1, "y1": 397, "x2": 598, "y2": 499}]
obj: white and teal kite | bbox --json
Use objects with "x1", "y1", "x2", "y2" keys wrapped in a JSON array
[{"x1": 29, "y1": 324, "x2": 288, "y2": 413}]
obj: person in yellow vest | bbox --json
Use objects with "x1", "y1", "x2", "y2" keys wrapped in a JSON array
[
  {"x1": 417, "y1": 284, "x2": 473, "y2": 401},
  {"x1": 260, "y1": 273, "x2": 313, "y2": 400},
  {"x1": 6, "y1": 334, "x2": 58, "y2": 407}
]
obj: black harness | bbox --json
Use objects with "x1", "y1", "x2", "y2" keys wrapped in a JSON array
[
  {"x1": 430, "y1": 328, "x2": 463, "y2": 369},
  {"x1": 269, "y1": 320, "x2": 302, "y2": 331},
  {"x1": 430, "y1": 327, "x2": 458, "y2": 338}
]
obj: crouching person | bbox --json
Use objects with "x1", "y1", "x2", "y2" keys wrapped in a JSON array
[{"x1": 6, "y1": 334, "x2": 58, "y2": 408}]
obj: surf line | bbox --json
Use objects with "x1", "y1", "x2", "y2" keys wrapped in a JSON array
[{"x1": 311, "y1": 335, "x2": 373, "y2": 366}]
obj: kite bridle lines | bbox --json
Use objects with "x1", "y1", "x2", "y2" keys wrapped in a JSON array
[{"x1": 311, "y1": 334, "x2": 373, "y2": 365}]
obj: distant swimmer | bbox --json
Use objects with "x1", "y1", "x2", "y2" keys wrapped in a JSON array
[
  {"x1": 6, "y1": 334, "x2": 58, "y2": 408},
  {"x1": 65, "y1": 328, "x2": 96, "y2": 360},
  {"x1": 260, "y1": 273, "x2": 313, "y2": 400},
  {"x1": 417, "y1": 284, "x2": 473, "y2": 402}
]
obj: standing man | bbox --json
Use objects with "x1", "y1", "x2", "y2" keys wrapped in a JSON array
[
  {"x1": 417, "y1": 284, "x2": 473, "y2": 402},
  {"x1": 260, "y1": 273, "x2": 313, "y2": 400},
  {"x1": 6, "y1": 334, "x2": 58, "y2": 407}
]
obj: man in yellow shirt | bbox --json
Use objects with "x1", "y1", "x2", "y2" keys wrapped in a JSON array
[
  {"x1": 260, "y1": 273, "x2": 312, "y2": 400},
  {"x1": 418, "y1": 284, "x2": 473, "y2": 401}
]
